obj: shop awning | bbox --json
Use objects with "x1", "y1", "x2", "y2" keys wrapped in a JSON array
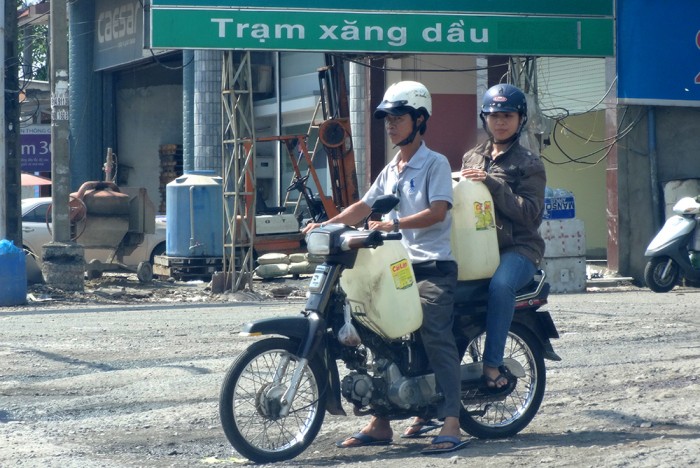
[{"x1": 21, "y1": 173, "x2": 52, "y2": 186}]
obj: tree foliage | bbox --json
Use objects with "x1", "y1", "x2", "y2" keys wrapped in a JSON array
[{"x1": 17, "y1": 0, "x2": 48, "y2": 81}]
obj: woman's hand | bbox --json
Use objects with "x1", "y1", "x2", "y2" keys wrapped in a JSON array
[{"x1": 461, "y1": 167, "x2": 488, "y2": 182}]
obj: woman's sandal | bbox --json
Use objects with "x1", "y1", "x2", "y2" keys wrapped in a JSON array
[{"x1": 480, "y1": 366, "x2": 516, "y2": 394}]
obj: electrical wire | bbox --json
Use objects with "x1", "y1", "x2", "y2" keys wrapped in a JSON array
[
  {"x1": 148, "y1": 49, "x2": 193, "y2": 70},
  {"x1": 341, "y1": 52, "x2": 634, "y2": 167},
  {"x1": 14, "y1": 5, "x2": 636, "y2": 168},
  {"x1": 540, "y1": 106, "x2": 644, "y2": 166},
  {"x1": 337, "y1": 53, "x2": 505, "y2": 73}
]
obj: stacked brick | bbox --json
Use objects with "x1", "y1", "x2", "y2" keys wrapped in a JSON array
[{"x1": 158, "y1": 144, "x2": 183, "y2": 213}]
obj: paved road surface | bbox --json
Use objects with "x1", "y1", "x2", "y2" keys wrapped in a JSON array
[{"x1": 1, "y1": 286, "x2": 699, "y2": 467}]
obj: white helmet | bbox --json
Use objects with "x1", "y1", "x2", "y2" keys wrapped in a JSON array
[{"x1": 374, "y1": 81, "x2": 432, "y2": 119}]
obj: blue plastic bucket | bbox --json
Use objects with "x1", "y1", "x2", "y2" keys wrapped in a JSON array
[{"x1": 0, "y1": 239, "x2": 27, "y2": 306}]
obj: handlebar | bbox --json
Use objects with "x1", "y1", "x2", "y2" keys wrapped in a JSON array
[
  {"x1": 340, "y1": 230, "x2": 403, "y2": 251},
  {"x1": 382, "y1": 232, "x2": 402, "y2": 242}
]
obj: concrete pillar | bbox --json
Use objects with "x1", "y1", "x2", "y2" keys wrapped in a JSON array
[
  {"x1": 45, "y1": 0, "x2": 84, "y2": 292},
  {"x1": 68, "y1": 0, "x2": 102, "y2": 187},
  {"x1": 182, "y1": 50, "x2": 195, "y2": 173},
  {"x1": 349, "y1": 60, "x2": 368, "y2": 193},
  {"x1": 194, "y1": 50, "x2": 222, "y2": 173}
]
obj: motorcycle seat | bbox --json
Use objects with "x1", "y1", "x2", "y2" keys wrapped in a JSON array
[
  {"x1": 454, "y1": 278, "x2": 491, "y2": 305},
  {"x1": 453, "y1": 270, "x2": 548, "y2": 306}
]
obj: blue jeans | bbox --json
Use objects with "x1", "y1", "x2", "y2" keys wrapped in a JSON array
[{"x1": 483, "y1": 251, "x2": 536, "y2": 368}]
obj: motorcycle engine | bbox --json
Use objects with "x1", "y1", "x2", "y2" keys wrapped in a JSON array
[
  {"x1": 340, "y1": 373, "x2": 376, "y2": 408},
  {"x1": 341, "y1": 359, "x2": 436, "y2": 411}
]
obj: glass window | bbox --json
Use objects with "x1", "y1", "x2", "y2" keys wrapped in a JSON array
[{"x1": 23, "y1": 202, "x2": 51, "y2": 223}]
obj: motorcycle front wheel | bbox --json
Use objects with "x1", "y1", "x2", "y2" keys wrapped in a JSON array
[
  {"x1": 644, "y1": 256, "x2": 680, "y2": 293},
  {"x1": 459, "y1": 324, "x2": 546, "y2": 439},
  {"x1": 219, "y1": 337, "x2": 327, "y2": 463}
]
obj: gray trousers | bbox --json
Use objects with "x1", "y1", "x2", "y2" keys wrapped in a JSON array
[{"x1": 413, "y1": 260, "x2": 460, "y2": 419}]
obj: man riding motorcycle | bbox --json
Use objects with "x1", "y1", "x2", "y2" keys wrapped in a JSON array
[{"x1": 303, "y1": 80, "x2": 466, "y2": 454}]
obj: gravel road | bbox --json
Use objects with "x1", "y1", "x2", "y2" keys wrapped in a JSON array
[{"x1": 1, "y1": 282, "x2": 699, "y2": 467}]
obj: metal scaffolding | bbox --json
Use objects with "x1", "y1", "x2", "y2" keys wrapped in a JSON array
[
  {"x1": 219, "y1": 52, "x2": 357, "y2": 292},
  {"x1": 221, "y1": 51, "x2": 256, "y2": 292}
]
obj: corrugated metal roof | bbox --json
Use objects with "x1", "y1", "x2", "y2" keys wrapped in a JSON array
[{"x1": 536, "y1": 57, "x2": 608, "y2": 117}]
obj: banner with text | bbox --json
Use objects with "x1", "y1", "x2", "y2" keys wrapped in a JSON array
[
  {"x1": 617, "y1": 0, "x2": 700, "y2": 106},
  {"x1": 20, "y1": 126, "x2": 51, "y2": 172},
  {"x1": 150, "y1": 8, "x2": 613, "y2": 56}
]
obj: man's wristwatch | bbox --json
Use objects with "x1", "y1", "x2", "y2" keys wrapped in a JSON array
[{"x1": 393, "y1": 218, "x2": 400, "y2": 232}]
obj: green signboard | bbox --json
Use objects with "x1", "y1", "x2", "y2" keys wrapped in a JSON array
[
  {"x1": 150, "y1": 8, "x2": 613, "y2": 56},
  {"x1": 150, "y1": 1, "x2": 613, "y2": 17}
]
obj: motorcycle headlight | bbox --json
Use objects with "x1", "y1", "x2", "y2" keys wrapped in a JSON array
[{"x1": 306, "y1": 230, "x2": 331, "y2": 255}]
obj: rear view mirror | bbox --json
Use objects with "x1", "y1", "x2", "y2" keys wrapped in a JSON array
[{"x1": 370, "y1": 195, "x2": 399, "y2": 216}]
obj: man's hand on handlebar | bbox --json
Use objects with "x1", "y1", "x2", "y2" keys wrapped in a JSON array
[
  {"x1": 367, "y1": 220, "x2": 394, "y2": 232},
  {"x1": 303, "y1": 219, "x2": 395, "y2": 235},
  {"x1": 301, "y1": 222, "x2": 323, "y2": 235}
]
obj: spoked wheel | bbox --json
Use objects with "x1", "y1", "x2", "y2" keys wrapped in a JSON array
[
  {"x1": 219, "y1": 337, "x2": 327, "y2": 463},
  {"x1": 46, "y1": 196, "x2": 88, "y2": 241},
  {"x1": 459, "y1": 324, "x2": 546, "y2": 438},
  {"x1": 644, "y1": 256, "x2": 680, "y2": 293}
]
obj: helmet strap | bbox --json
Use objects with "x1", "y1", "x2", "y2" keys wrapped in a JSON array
[
  {"x1": 394, "y1": 126, "x2": 420, "y2": 147},
  {"x1": 393, "y1": 114, "x2": 424, "y2": 148},
  {"x1": 481, "y1": 113, "x2": 528, "y2": 145}
]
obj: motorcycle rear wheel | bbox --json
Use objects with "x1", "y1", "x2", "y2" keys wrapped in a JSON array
[
  {"x1": 459, "y1": 324, "x2": 546, "y2": 439},
  {"x1": 644, "y1": 256, "x2": 679, "y2": 293},
  {"x1": 219, "y1": 337, "x2": 327, "y2": 463}
]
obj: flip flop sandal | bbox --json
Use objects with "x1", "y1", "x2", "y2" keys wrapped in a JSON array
[
  {"x1": 480, "y1": 365, "x2": 517, "y2": 395},
  {"x1": 335, "y1": 432, "x2": 393, "y2": 448},
  {"x1": 420, "y1": 435, "x2": 470, "y2": 455},
  {"x1": 400, "y1": 419, "x2": 443, "y2": 439}
]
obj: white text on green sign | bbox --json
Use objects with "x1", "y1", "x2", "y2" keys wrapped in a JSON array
[{"x1": 150, "y1": 9, "x2": 613, "y2": 56}]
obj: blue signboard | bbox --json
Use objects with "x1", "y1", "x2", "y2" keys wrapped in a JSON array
[
  {"x1": 20, "y1": 126, "x2": 52, "y2": 172},
  {"x1": 617, "y1": 0, "x2": 700, "y2": 106}
]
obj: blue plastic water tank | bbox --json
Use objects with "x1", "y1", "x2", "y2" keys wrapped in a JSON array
[
  {"x1": 0, "y1": 239, "x2": 27, "y2": 306},
  {"x1": 166, "y1": 171, "x2": 224, "y2": 257}
]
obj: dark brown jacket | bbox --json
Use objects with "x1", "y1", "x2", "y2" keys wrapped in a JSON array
[{"x1": 461, "y1": 141, "x2": 546, "y2": 265}]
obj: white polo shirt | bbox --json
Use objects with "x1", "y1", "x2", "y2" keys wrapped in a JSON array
[{"x1": 362, "y1": 142, "x2": 455, "y2": 263}]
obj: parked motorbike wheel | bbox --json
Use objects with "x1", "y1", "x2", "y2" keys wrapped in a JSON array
[
  {"x1": 644, "y1": 256, "x2": 680, "y2": 293},
  {"x1": 219, "y1": 337, "x2": 327, "y2": 463},
  {"x1": 459, "y1": 324, "x2": 546, "y2": 438}
]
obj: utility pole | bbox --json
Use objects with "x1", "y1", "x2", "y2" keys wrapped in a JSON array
[
  {"x1": 42, "y1": 0, "x2": 84, "y2": 291},
  {"x1": 2, "y1": 0, "x2": 22, "y2": 244},
  {"x1": 1, "y1": 2, "x2": 6, "y2": 240}
]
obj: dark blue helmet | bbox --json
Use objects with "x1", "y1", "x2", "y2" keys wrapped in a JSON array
[
  {"x1": 481, "y1": 83, "x2": 527, "y2": 116},
  {"x1": 480, "y1": 84, "x2": 529, "y2": 143}
]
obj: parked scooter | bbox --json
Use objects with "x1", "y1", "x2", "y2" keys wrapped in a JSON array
[
  {"x1": 644, "y1": 196, "x2": 700, "y2": 292},
  {"x1": 218, "y1": 195, "x2": 560, "y2": 463}
]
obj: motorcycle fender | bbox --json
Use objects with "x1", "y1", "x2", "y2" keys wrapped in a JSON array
[
  {"x1": 324, "y1": 352, "x2": 346, "y2": 416},
  {"x1": 242, "y1": 317, "x2": 345, "y2": 416},
  {"x1": 513, "y1": 311, "x2": 562, "y2": 362},
  {"x1": 645, "y1": 216, "x2": 695, "y2": 255},
  {"x1": 241, "y1": 316, "x2": 310, "y2": 341}
]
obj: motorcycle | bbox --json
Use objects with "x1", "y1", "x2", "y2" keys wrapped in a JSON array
[
  {"x1": 218, "y1": 195, "x2": 560, "y2": 463},
  {"x1": 644, "y1": 196, "x2": 700, "y2": 292}
]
